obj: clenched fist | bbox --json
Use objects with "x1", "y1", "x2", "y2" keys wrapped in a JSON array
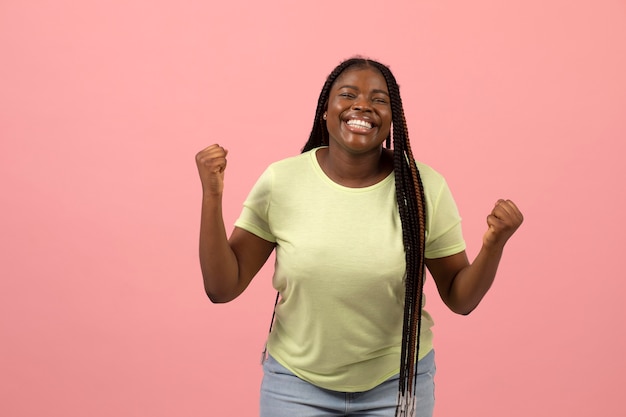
[
  {"x1": 196, "y1": 144, "x2": 228, "y2": 197},
  {"x1": 483, "y1": 199, "x2": 524, "y2": 249}
]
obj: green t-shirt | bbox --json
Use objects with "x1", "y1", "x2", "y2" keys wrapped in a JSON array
[{"x1": 235, "y1": 148, "x2": 466, "y2": 392}]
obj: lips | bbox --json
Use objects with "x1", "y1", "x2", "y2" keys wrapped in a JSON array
[{"x1": 346, "y1": 119, "x2": 373, "y2": 129}]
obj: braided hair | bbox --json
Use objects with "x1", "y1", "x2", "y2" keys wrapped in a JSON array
[{"x1": 303, "y1": 57, "x2": 427, "y2": 417}]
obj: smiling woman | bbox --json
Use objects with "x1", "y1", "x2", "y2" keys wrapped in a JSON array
[
  {"x1": 318, "y1": 67, "x2": 395, "y2": 188},
  {"x1": 326, "y1": 68, "x2": 392, "y2": 151},
  {"x1": 195, "y1": 57, "x2": 523, "y2": 417}
]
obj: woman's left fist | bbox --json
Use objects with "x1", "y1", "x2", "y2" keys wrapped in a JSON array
[{"x1": 483, "y1": 199, "x2": 524, "y2": 249}]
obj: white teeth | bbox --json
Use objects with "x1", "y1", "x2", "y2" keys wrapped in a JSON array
[{"x1": 346, "y1": 119, "x2": 372, "y2": 129}]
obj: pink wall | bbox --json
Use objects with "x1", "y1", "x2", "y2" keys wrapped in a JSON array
[{"x1": 1, "y1": 1, "x2": 625, "y2": 416}]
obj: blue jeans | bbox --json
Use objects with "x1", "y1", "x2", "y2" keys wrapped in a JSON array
[{"x1": 260, "y1": 350, "x2": 436, "y2": 417}]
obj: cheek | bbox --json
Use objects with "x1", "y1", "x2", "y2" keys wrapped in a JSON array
[
  {"x1": 382, "y1": 114, "x2": 392, "y2": 131},
  {"x1": 327, "y1": 101, "x2": 343, "y2": 117},
  {"x1": 325, "y1": 116, "x2": 341, "y2": 135}
]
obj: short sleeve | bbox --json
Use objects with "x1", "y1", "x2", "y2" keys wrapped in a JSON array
[
  {"x1": 234, "y1": 167, "x2": 277, "y2": 243},
  {"x1": 424, "y1": 176, "x2": 466, "y2": 259}
]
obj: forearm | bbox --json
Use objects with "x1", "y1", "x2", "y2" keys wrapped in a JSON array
[
  {"x1": 446, "y1": 245, "x2": 504, "y2": 315},
  {"x1": 430, "y1": 199, "x2": 523, "y2": 315},
  {"x1": 198, "y1": 195, "x2": 240, "y2": 302}
]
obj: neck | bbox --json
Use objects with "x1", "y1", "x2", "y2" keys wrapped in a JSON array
[{"x1": 316, "y1": 145, "x2": 393, "y2": 188}]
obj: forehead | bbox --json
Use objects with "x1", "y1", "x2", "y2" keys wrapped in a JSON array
[{"x1": 331, "y1": 67, "x2": 388, "y2": 92}]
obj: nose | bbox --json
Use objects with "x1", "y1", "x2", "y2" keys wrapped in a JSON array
[{"x1": 351, "y1": 96, "x2": 371, "y2": 111}]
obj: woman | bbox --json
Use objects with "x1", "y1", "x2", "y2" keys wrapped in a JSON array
[{"x1": 195, "y1": 57, "x2": 523, "y2": 417}]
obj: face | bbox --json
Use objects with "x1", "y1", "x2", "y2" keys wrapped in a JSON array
[{"x1": 325, "y1": 67, "x2": 392, "y2": 155}]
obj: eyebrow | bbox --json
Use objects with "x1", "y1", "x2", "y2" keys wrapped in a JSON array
[{"x1": 337, "y1": 85, "x2": 390, "y2": 96}]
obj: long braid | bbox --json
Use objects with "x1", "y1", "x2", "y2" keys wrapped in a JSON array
[
  {"x1": 377, "y1": 65, "x2": 427, "y2": 416},
  {"x1": 302, "y1": 57, "x2": 427, "y2": 417}
]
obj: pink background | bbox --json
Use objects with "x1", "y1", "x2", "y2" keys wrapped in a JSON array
[{"x1": 1, "y1": 1, "x2": 625, "y2": 416}]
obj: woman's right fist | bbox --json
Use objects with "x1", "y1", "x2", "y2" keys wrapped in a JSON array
[{"x1": 195, "y1": 144, "x2": 228, "y2": 196}]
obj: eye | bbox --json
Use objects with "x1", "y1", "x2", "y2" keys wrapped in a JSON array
[
  {"x1": 339, "y1": 92, "x2": 356, "y2": 99},
  {"x1": 372, "y1": 97, "x2": 388, "y2": 104}
]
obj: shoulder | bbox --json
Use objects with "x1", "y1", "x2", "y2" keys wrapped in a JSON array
[
  {"x1": 253, "y1": 149, "x2": 318, "y2": 192},
  {"x1": 266, "y1": 149, "x2": 316, "y2": 173},
  {"x1": 414, "y1": 160, "x2": 447, "y2": 188}
]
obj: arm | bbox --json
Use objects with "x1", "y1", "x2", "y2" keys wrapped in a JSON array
[
  {"x1": 426, "y1": 199, "x2": 523, "y2": 315},
  {"x1": 196, "y1": 144, "x2": 275, "y2": 303}
]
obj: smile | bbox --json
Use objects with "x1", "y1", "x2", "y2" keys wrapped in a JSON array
[{"x1": 346, "y1": 119, "x2": 373, "y2": 129}]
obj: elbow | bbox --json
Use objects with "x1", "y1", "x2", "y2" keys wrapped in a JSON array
[
  {"x1": 450, "y1": 306, "x2": 473, "y2": 316},
  {"x1": 201, "y1": 272, "x2": 238, "y2": 303},
  {"x1": 204, "y1": 282, "x2": 239, "y2": 304},
  {"x1": 442, "y1": 289, "x2": 483, "y2": 316},
  {"x1": 207, "y1": 294, "x2": 229, "y2": 304},
  {"x1": 457, "y1": 308, "x2": 474, "y2": 316},
  {"x1": 447, "y1": 301, "x2": 478, "y2": 316},
  {"x1": 205, "y1": 289, "x2": 234, "y2": 304}
]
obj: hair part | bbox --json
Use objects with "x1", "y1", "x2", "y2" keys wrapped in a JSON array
[{"x1": 302, "y1": 57, "x2": 427, "y2": 417}]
